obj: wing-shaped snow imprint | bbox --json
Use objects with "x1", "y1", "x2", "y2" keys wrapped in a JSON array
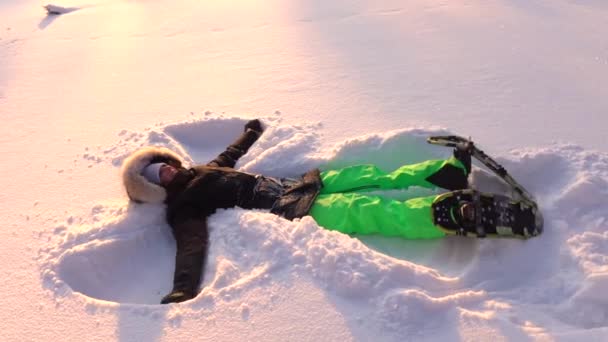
[{"x1": 38, "y1": 116, "x2": 608, "y2": 337}]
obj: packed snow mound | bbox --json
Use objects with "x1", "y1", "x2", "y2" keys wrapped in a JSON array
[{"x1": 38, "y1": 115, "x2": 608, "y2": 338}]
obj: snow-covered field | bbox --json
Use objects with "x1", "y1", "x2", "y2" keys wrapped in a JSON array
[{"x1": 1, "y1": 1, "x2": 607, "y2": 341}]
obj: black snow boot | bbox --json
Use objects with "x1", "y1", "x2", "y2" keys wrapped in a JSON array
[{"x1": 453, "y1": 140, "x2": 473, "y2": 175}]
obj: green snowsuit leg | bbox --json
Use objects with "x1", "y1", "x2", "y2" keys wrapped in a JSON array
[{"x1": 309, "y1": 157, "x2": 467, "y2": 239}]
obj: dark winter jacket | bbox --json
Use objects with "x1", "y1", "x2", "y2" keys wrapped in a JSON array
[{"x1": 155, "y1": 128, "x2": 322, "y2": 304}]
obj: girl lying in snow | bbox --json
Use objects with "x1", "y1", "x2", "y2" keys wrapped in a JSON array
[{"x1": 122, "y1": 119, "x2": 533, "y2": 304}]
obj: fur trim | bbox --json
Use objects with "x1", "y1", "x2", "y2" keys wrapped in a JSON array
[{"x1": 121, "y1": 147, "x2": 184, "y2": 203}]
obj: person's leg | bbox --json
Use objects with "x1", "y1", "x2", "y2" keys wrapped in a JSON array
[
  {"x1": 309, "y1": 193, "x2": 445, "y2": 239},
  {"x1": 320, "y1": 156, "x2": 468, "y2": 194}
]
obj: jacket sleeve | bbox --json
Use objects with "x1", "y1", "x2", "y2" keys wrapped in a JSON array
[
  {"x1": 206, "y1": 128, "x2": 261, "y2": 168},
  {"x1": 161, "y1": 216, "x2": 209, "y2": 304}
]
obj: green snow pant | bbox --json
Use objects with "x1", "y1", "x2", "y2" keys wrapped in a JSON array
[{"x1": 309, "y1": 157, "x2": 467, "y2": 239}]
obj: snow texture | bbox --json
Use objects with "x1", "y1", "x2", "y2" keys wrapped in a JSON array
[{"x1": 2, "y1": 0, "x2": 608, "y2": 341}]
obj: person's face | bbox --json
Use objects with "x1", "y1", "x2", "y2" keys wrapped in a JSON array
[{"x1": 159, "y1": 164, "x2": 178, "y2": 187}]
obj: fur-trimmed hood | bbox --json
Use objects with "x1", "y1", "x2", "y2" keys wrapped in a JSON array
[{"x1": 121, "y1": 147, "x2": 185, "y2": 203}]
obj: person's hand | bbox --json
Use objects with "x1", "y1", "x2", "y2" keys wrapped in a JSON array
[
  {"x1": 160, "y1": 290, "x2": 193, "y2": 304},
  {"x1": 244, "y1": 119, "x2": 264, "y2": 133}
]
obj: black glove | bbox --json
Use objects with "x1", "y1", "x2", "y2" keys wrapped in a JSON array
[
  {"x1": 244, "y1": 119, "x2": 264, "y2": 134},
  {"x1": 160, "y1": 290, "x2": 194, "y2": 304}
]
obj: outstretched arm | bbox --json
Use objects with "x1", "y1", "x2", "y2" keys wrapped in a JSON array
[
  {"x1": 207, "y1": 119, "x2": 264, "y2": 168},
  {"x1": 161, "y1": 217, "x2": 209, "y2": 304}
]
